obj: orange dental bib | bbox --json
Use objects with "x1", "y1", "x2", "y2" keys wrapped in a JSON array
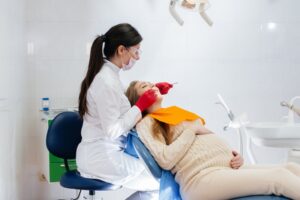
[{"x1": 148, "y1": 106, "x2": 205, "y2": 125}]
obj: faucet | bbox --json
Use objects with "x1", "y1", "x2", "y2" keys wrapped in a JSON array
[{"x1": 281, "y1": 96, "x2": 300, "y2": 123}]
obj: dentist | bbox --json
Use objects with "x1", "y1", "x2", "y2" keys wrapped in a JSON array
[{"x1": 76, "y1": 23, "x2": 172, "y2": 198}]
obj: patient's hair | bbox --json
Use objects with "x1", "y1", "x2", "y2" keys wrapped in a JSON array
[{"x1": 125, "y1": 81, "x2": 173, "y2": 145}]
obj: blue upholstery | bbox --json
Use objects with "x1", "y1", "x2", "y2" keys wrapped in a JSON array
[
  {"x1": 131, "y1": 131, "x2": 290, "y2": 200},
  {"x1": 131, "y1": 133, "x2": 162, "y2": 179},
  {"x1": 46, "y1": 111, "x2": 121, "y2": 194},
  {"x1": 46, "y1": 111, "x2": 82, "y2": 159},
  {"x1": 60, "y1": 171, "x2": 120, "y2": 190}
]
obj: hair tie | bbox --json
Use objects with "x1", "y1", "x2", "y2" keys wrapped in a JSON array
[{"x1": 100, "y1": 34, "x2": 106, "y2": 41}]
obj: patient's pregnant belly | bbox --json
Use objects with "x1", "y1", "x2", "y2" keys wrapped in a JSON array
[{"x1": 174, "y1": 134, "x2": 233, "y2": 186}]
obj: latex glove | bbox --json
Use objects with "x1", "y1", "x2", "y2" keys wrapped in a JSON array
[
  {"x1": 135, "y1": 89, "x2": 157, "y2": 112},
  {"x1": 155, "y1": 82, "x2": 173, "y2": 95},
  {"x1": 230, "y1": 150, "x2": 244, "y2": 169}
]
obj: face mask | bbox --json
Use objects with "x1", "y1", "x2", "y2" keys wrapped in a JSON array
[
  {"x1": 122, "y1": 57, "x2": 136, "y2": 71},
  {"x1": 122, "y1": 48, "x2": 138, "y2": 71}
]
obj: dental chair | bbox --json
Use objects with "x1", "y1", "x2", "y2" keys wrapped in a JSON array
[
  {"x1": 130, "y1": 131, "x2": 290, "y2": 200},
  {"x1": 46, "y1": 111, "x2": 121, "y2": 200}
]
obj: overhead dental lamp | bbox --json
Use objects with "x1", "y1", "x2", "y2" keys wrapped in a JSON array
[{"x1": 169, "y1": 0, "x2": 213, "y2": 26}]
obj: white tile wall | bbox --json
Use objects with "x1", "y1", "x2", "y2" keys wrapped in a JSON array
[
  {"x1": 0, "y1": 0, "x2": 28, "y2": 199},
  {"x1": 1, "y1": 0, "x2": 300, "y2": 199}
]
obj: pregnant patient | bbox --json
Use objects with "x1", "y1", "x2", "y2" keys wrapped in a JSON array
[{"x1": 125, "y1": 80, "x2": 300, "y2": 200}]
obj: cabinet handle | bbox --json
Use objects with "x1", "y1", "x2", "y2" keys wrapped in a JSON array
[{"x1": 59, "y1": 164, "x2": 77, "y2": 167}]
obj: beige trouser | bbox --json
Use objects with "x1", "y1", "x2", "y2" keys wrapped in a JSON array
[{"x1": 183, "y1": 162, "x2": 300, "y2": 200}]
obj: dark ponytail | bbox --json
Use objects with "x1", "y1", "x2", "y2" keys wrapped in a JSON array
[
  {"x1": 78, "y1": 36, "x2": 104, "y2": 118},
  {"x1": 78, "y1": 23, "x2": 143, "y2": 118}
]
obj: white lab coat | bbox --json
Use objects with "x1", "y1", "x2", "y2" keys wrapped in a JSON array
[{"x1": 76, "y1": 60, "x2": 147, "y2": 186}]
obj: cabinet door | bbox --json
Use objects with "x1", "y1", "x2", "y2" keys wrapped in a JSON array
[{"x1": 49, "y1": 161, "x2": 77, "y2": 182}]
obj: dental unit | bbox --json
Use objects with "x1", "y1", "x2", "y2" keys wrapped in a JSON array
[
  {"x1": 217, "y1": 95, "x2": 300, "y2": 165},
  {"x1": 169, "y1": 0, "x2": 213, "y2": 26}
]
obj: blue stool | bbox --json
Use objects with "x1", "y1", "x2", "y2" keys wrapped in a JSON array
[
  {"x1": 46, "y1": 111, "x2": 121, "y2": 200},
  {"x1": 131, "y1": 133, "x2": 290, "y2": 200}
]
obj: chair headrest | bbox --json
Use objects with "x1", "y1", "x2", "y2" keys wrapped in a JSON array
[{"x1": 46, "y1": 111, "x2": 83, "y2": 159}]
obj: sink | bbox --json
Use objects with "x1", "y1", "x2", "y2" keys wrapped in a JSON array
[{"x1": 245, "y1": 122, "x2": 300, "y2": 148}]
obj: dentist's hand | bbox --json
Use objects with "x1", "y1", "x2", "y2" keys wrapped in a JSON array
[
  {"x1": 135, "y1": 89, "x2": 157, "y2": 112},
  {"x1": 230, "y1": 150, "x2": 244, "y2": 169},
  {"x1": 155, "y1": 82, "x2": 173, "y2": 95}
]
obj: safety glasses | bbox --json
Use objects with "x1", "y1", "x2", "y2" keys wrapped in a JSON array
[{"x1": 126, "y1": 47, "x2": 142, "y2": 58}]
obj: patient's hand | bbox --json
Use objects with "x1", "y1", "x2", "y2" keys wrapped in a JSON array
[{"x1": 230, "y1": 150, "x2": 244, "y2": 169}]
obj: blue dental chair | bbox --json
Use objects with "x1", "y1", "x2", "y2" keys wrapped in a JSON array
[
  {"x1": 130, "y1": 132, "x2": 290, "y2": 200},
  {"x1": 46, "y1": 111, "x2": 121, "y2": 200}
]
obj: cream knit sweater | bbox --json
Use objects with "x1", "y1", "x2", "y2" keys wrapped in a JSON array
[{"x1": 136, "y1": 116, "x2": 233, "y2": 193}]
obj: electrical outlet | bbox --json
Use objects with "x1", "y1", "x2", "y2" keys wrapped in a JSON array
[{"x1": 38, "y1": 172, "x2": 47, "y2": 182}]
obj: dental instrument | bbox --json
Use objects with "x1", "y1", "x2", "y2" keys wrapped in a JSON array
[
  {"x1": 216, "y1": 94, "x2": 235, "y2": 121},
  {"x1": 216, "y1": 94, "x2": 257, "y2": 164},
  {"x1": 215, "y1": 94, "x2": 243, "y2": 157}
]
